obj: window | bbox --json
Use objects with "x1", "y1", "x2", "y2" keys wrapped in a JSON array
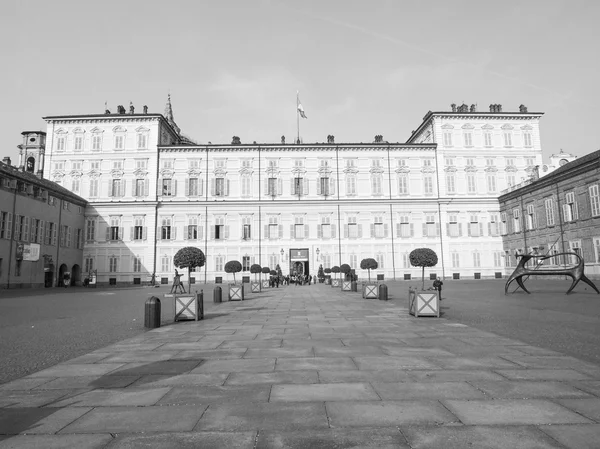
[
  {"x1": 349, "y1": 254, "x2": 358, "y2": 269},
  {"x1": 569, "y1": 241, "x2": 582, "y2": 264},
  {"x1": 443, "y1": 131, "x2": 453, "y2": 147},
  {"x1": 214, "y1": 255, "x2": 224, "y2": 272},
  {"x1": 526, "y1": 158, "x2": 535, "y2": 167},
  {"x1": 423, "y1": 175, "x2": 433, "y2": 195},
  {"x1": 92, "y1": 133, "x2": 102, "y2": 151},
  {"x1": 593, "y1": 237, "x2": 600, "y2": 263},
  {"x1": 544, "y1": 198, "x2": 555, "y2": 226},
  {"x1": 46, "y1": 222, "x2": 57, "y2": 246},
  {"x1": 241, "y1": 175, "x2": 251, "y2": 197},
  {"x1": 589, "y1": 185, "x2": 600, "y2": 217},
  {"x1": 89, "y1": 179, "x2": 99, "y2": 198},
  {"x1": 161, "y1": 217, "x2": 172, "y2": 240},
  {"x1": 135, "y1": 179, "x2": 147, "y2": 197},
  {"x1": 62, "y1": 200, "x2": 70, "y2": 211},
  {"x1": 215, "y1": 177, "x2": 227, "y2": 196},
  {"x1": 484, "y1": 132, "x2": 493, "y2": 147},
  {"x1": 503, "y1": 132, "x2": 512, "y2": 147},
  {"x1": 372, "y1": 215, "x2": 385, "y2": 238},
  {"x1": 135, "y1": 159, "x2": 148, "y2": 170},
  {"x1": 0, "y1": 211, "x2": 12, "y2": 239},
  {"x1": 486, "y1": 174, "x2": 497, "y2": 193},
  {"x1": 322, "y1": 253, "x2": 331, "y2": 270},
  {"x1": 242, "y1": 256, "x2": 251, "y2": 272},
  {"x1": 372, "y1": 159, "x2": 382, "y2": 168},
  {"x1": 136, "y1": 132, "x2": 148, "y2": 149},
  {"x1": 494, "y1": 252, "x2": 503, "y2": 267},
  {"x1": 500, "y1": 212, "x2": 507, "y2": 235},
  {"x1": 445, "y1": 158, "x2": 455, "y2": 167},
  {"x1": 465, "y1": 158, "x2": 475, "y2": 167},
  {"x1": 84, "y1": 257, "x2": 94, "y2": 274},
  {"x1": 269, "y1": 254, "x2": 278, "y2": 271},
  {"x1": 242, "y1": 216, "x2": 252, "y2": 240},
  {"x1": 398, "y1": 215, "x2": 412, "y2": 238},
  {"x1": 347, "y1": 216, "x2": 359, "y2": 239},
  {"x1": 463, "y1": 132, "x2": 473, "y2": 147},
  {"x1": 133, "y1": 256, "x2": 142, "y2": 273},
  {"x1": 319, "y1": 215, "x2": 334, "y2": 239},
  {"x1": 59, "y1": 225, "x2": 72, "y2": 247},
  {"x1": 187, "y1": 215, "x2": 199, "y2": 240},
  {"x1": 162, "y1": 179, "x2": 174, "y2": 196},
  {"x1": 31, "y1": 217, "x2": 43, "y2": 242},
  {"x1": 215, "y1": 160, "x2": 226, "y2": 169},
  {"x1": 486, "y1": 158, "x2": 495, "y2": 167},
  {"x1": 268, "y1": 216, "x2": 279, "y2": 239},
  {"x1": 489, "y1": 214, "x2": 499, "y2": 236},
  {"x1": 90, "y1": 161, "x2": 101, "y2": 170},
  {"x1": 110, "y1": 179, "x2": 125, "y2": 197},
  {"x1": 109, "y1": 217, "x2": 121, "y2": 241},
  {"x1": 376, "y1": 253, "x2": 385, "y2": 270},
  {"x1": 448, "y1": 215, "x2": 460, "y2": 237},
  {"x1": 505, "y1": 158, "x2": 515, "y2": 167},
  {"x1": 506, "y1": 174, "x2": 516, "y2": 188},
  {"x1": 187, "y1": 178, "x2": 199, "y2": 197},
  {"x1": 72, "y1": 160, "x2": 83, "y2": 170},
  {"x1": 473, "y1": 251, "x2": 481, "y2": 268},
  {"x1": 513, "y1": 209, "x2": 521, "y2": 233},
  {"x1": 523, "y1": 131, "x2": 532, "y2": 147},
  {"x1": 446, "y1": 174, "x2": 456, "y2": 194},
  {"x1": 563, "y1": 192, "x2": 578, "y2": 222},
  {"x1": 85, "y1": 218, "x2": 96, "y2": 241},
  {"x1": 318, "y1": 177, "x2": 330, "y2": 196},
  {"x1": 424, "y1": 214, "x2": 437, "y2": 237},
  {"x1": 372, "y1": 175, "x2": 382, "y2": 195},
  {"x1": 161, "y1": 255, "x2": 170, "y2": 273},
  {"x1": 133, "y1": 216, "x2": 145, "y2": 240},
  {"x1": 214, "y1": 216, "x2": 227, "y2": 240},
  {"x1": 526, "y1": 204, "x2": 537, "y2": 230},
  {"x1": 397, "y1": 174, "x2": 408, "y2": 195},
  {"x1": 71, "y1": 178, "x2": 80, "y2": 194},
  {"x1": 451, "y1": 252, "x2": 460, "y2": 268},
  {"x1": 293, "y1": 216, "x2": 306, "y2": 239},
  {"x1": 162, "y1": 159, "x2": 174, "y2": 170},
  {"x1": 268, "y1": 177, "x2": 278, "y2": 196},
  {"x1": 346, "y1": 175, "x2": 357, "y2": 195},
  {"x1": 268, "y1": 159, "x2": 278, "y2": 169},
  {"x1": 469, "y1": 215, "x2": 481, "y2": 237},
  {"x1": 467, "y1": 174, "x2": 477, "y2": 193},
  {"x1": 292, "y1": 177, "x2": 304, "y2": 196},
  {"x1": 241, "y1": 159, "x2": 251, "y2": 169},
  {"x1": 114, "y1": 134, "x2": 124, "y2": 150},
  {"x1": 397, "y1": 159, "x2": 407, "y2": 167},
  {"x1": 14, "y1": 215, "x2": 29, "y2": 241},
  {"x1": 53, "y1": 161, "x2": 65, "y2": 171},
  {"x1": 56, "y1": 135, "x2": 66, "y2": 152},
  {"x1": 345, "y1": 159, "x2": 356, "y2": 168},
  {"x1": 74, "y1": 134, "x2": 83, "y2": 151}
]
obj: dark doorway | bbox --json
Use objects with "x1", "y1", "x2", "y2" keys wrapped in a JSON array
[
  {"x1": 71, "y1": 264, "x2": 81, "y2": 286},
  {"x1": 58, "y1": 264, "x2": 68, "y2": 287}
]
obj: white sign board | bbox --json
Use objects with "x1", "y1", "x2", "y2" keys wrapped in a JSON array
[{"x1": 23, "y1": 243, "x2": 40, "y2": 261}]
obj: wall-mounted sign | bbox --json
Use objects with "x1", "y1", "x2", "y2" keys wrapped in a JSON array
[
  {"x1": 23, "y1": 243, "x2": 40, "y2": 261},
  {"x1": 290, "y1": 249, "x2": 309, "y2": 261},
  {"x1": 16, "y1": 243, "x2": 24, "y2": 260}
]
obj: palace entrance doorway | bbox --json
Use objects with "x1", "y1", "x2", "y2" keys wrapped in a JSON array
[{"x1": 289, "y1": 248, "x2": 309, "y2": 278}]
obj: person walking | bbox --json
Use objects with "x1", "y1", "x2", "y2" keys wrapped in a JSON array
[{"x1": 433, "y1": 277, "x2": 443, "y2": 301}]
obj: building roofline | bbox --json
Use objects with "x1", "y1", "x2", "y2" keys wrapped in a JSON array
[
  {"x1": 158, "y1": 142, "x2": 437, "y2": 150},
  {"x1": 42, "y1": 113, "x2": 165, "y2": 120},
  {"x1": 21, "y1": 131, "x2": 47, "y2": 135}
]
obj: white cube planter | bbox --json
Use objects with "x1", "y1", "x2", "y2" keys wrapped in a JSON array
[
  {"x1": 331, "y1": 279, "x2": 341, "y2": 287},
  {"x1": 408, "y1": 288, "x2": 439, "y2": 317},
  {"x1": 341, "y1": 281, "x2": 352, "y2": 291},
  {"x1": 363, "y1": 283, "x2": 378, "y2": 299},
  {"x1": 229, "y1": 285, "x2": 244, "y2": 301},
  {"x1": 262, "y1": 280, "x2": 270, "y2": 289},
  {"x1": 251, "y1": 282, "x2": 261, "y2": 293}
]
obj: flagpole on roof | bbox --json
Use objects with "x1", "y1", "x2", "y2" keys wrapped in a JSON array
[{"x1": 296, "y1": 91, "x2": 300, "y2": 144}]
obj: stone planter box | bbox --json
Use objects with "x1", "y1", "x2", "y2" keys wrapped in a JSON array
[
  {"x1": 251, "y1": 281, "x2": 261, "y2": 293},
  {"x1": 325, "y1": 278, "x2": 331, "y2": 285},
  {"x1": 408, "y1": 288, "x2": 439, "y2": 317},
  {"x1": 262, "y1": 280, "x2": 270, "y2": 289},
  {"x1": 229, "y1": 284, "x2": 244, "y2": 301},
  {"x1": 331, "y1": 279, "x2": 341, "y2": 287},
  {"x1": 362, "y1": 283, "x2": 378, "y2": 299},
  {"x1": 341, "y1": 280, "x2": 352, "y2": 291}
]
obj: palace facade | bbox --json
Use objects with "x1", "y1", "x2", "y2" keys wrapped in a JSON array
[{"x1": 40, "y1": 100, "x2": 545, "y2": 285}]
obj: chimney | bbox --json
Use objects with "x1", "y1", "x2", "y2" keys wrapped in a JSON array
[
  {"x1": 327, "y1": 135, "x2": 335, "y2": 144},
  {"x1": 519, "y1": 104, "x2": 528, "y2": 113},
  {"x1": 2, "y1": 157, "x2": 11, "y2": 166},
  {"x1": 451, "y1": 103, "x2": 457, "y2": 112},
  {"x1": 143, "y1": 105, "x2": 148, "y2": 114}
]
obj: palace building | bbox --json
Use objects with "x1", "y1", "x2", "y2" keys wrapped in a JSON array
[{"x1": 40, "y1": 99, "x2": 545, "y2": 285}]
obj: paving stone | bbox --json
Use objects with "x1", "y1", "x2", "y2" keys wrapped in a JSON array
[
  {"x1": 62, "y1": 353, "x2": 111, "y2": 364},
  {"x1": 282, "y1": 339, "x2": 344, "y2": 348},
  {"x1": 353, "y1": 356, "x2": 438, "y2": 370},
  {"x1": 25, "y1": 363, "x2": 124, "y2": 378},
  {"x1": 326, "y1": 401, "x2": 459, "y2": 427},
  {"x1": 129, "y1": 373, "x2": 228, "y2": 387},
  {"x1": 317, "y1": 369, "x2": 413, "y2": 383},
  {"x1": 372, "y1": 381, "x2": 487, "y2": 400},
  {"x1": 0, "y1": 434, "x2": 114, "y2": 449},
  {"x1": 107, "y1": 360, "x2": 201, "y2": 376},
  {"x1": 401, "y1": 424, "x2": 565, "y2": 449},
  {"x1": 408, "y1": 370, "x2": 505, "y2": 383},
  {"x1": 443, "y1": 399, "x2": 593, "y2": 425},
  {"x1": 426, "y1": 356, "x2": 520, "y2": 370},
  {"x1": 35, "y1": 375, "x2": 139, "y2": 390},
  {"x1": 100, "y1": 351, "x2": 179, "y2": 363},
  {"x1": 225, "y1": 371, "x2": 319, "y2": 386},
  {"x1": 540, "y1": 424, "x2": 600, "y2": 449},
  {"x1": 59, "y1": 405, "x2": 207, "y2": 433},
  {"x1": 157, "y1": 385, "x2": 271, "y2": 405},
  {"x1": 220, "y1": 340, "x2": 283, "y2": 349},
  {"x1": 0, "y1": 378, "x2": 54, "y2": 391},
  {"x1": 256, "y1": 428, "x2": 409, "y2": 448},
  {"x1": 569, "y1": 380, "x2": 600, "y2": 397},
  {"x1": 501, "y1": 355, "x2": 600, "y2": 370},
  {"x1": 170, "y1": 349, "x2": 247, "y2": 360},
  {"x1": 100, "y1": 343, "x2": 165, "y2": 352},
  {"x1": 382, "y1": 347, "x2": 456, "y2": 357},
  {"x1": 108, "y1": 431, "x2": 257, "y2": 449},
  {"x1": 495, "y1": 369, "x2": 593, "y2": 381},
  {"x1": 191, "y1": 358, "x2": 276, "y2": 373},
  {"x1": 556, "y1": 398, "x2": 600, "y2": 421},
  {"x1": 0, "y1": 390, "x2": 78, "y2": 408},
  {"x1": 313, "y1": 346, "x2": 387, "y2": 357},
  {"x1": 17, "y1": 406, "x2": 92, "y2": 434},
  {"x1": 49, "y1": 387, "x2": 172, "y2": 407},
  {"x1": 271, "y1": 382, "x2": 380, "y2": 402},
  {"x1": 469, "y1": 380, "x2": 592, "y2": 399},
  {"x1": 195, "y1": 402, "x2": 328, "y2": 431},
  {"x1": 0, "y1": 408, "x2": 59, "y2": 434},
  {"x1": 243, "y1": 348, "x2": 314, "y2": 358}
]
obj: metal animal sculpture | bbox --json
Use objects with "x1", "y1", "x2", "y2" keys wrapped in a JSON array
[{"x1": 505, "y1": 252, "x2": 599, "y2": 295}]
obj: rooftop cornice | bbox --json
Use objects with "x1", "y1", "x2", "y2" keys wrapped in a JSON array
[{"x1": 159, "y1": 143, "x2": 436, "y2": 152}]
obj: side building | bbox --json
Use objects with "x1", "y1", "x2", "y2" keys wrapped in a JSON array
[
  {"x1": 42, "y1": 100, "x2": 544, "y2": 285},
  {"x1": 498, "y1": 149, "x2": 600, "y2": 278},
  {"x1": 1, "y1": 132, "x2": 87, "y2": 288}
]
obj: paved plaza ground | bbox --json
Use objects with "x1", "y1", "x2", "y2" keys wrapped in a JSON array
[{"x1": 0, "y1": 281, "x2": 599, "y2": 448}]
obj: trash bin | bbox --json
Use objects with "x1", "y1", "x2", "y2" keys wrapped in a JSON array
[
  {"x1": 144, "y1": 296, "x2": 161, "y2": 328},
  {"x1": 351, "y1": 281, "x2": 357, "y2": 292},
  {"x1": 213, "y1": 286, "x2": 222, "y2": 303},
  {"x1": 378, "y1": 284, "x2": 388, "y2": 301}
]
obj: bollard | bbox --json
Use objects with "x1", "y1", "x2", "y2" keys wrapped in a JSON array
[
  {"x1": 213, "y1": 286, "x2": 222, "y2": 303},
  {"x1": 197, "y1": 290, "x2": 204, "y2": 320},
  {"x1": 378, "y1": 284, "x2": 388, "y2": 301},
  {"x1": 351, "y1": 281, "x2": 357, "y2": 292},
  {"x1": 144, "y1": 296, "x2": 161, "y2": 328}
]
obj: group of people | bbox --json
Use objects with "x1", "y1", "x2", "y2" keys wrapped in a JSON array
[{"x1": 269, "y1": 274, "x2": 315, "y2": 287}]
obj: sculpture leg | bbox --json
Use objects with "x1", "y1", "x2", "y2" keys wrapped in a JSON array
[
  {"x1": 515, "y1": 276, "x2": 530, "y2": 294},
  {"x1": 566, "y1": 276, "x2": 579, "y2": 295},
  {"x1": 580, "y1": 274, "x2": 600, "y2": 294}
]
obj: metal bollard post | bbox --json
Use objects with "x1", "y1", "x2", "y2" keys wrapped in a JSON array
[
  {"x1": 213, "y1": 286, "x2": 222, "y2": 303},
  {"x1": 144, "y1": 296, "x2": 161, "y2": 328},
  {"x1": 197, "y1": 290, "x2": 204, "y2": 320},
  {"x1": 378, "y1": 284, "x2": 388, "y2": 301}
]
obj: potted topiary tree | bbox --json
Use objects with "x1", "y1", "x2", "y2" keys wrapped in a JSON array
[
  {"x1": 360, "y1": 258, "x2": 378, "y2": 298},
  {"x1": 331, "y1": 266, "x2": 341, "y2": 287},
  {"x1": 250, "y1": 263, "x2": 262, "y2": 292},
  {"x1": 318, "y1": 264, "x2": 325, "y2": 283},
  {"x1": 340, "y1": 263, "x2": 352, "y2": 291},
  {"x1": 324, "y1": 267, "x2": 332, "y2": 284},
  {"x1": 261, "y1": 266, "x2": 271, "y2": 289},
  {"x1": 408, "y1": 248, "x2": 440, "y2": 317},
  {"x1": 173, "y1": 247, "x2": 205, "y2": 294},
  {"x1": 225, "y1": 260, "x2": 243, "y2": 301}
]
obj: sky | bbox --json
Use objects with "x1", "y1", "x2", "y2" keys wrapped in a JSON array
[{"x1": 2, "y1": 0, "x2": 599, "y2": 163}]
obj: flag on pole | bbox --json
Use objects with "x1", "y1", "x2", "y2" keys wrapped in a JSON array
[{"x1": 297, "y1": 92, "x2": 307, "y2": 119}]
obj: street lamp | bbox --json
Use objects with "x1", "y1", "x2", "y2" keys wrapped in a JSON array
[{"x1": 316, "y1": 248, "x2": 320, "y2": 261}]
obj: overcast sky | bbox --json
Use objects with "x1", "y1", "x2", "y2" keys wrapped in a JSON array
[{"x1": 2, "y1": 0, "x2": 598, "y2": 163}]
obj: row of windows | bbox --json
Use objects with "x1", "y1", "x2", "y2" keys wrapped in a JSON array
[
  {"x1": 442, "y1": 130, "x2": 533, "y2": 148},
  {"x1": 0, "y1": 211, "x2": 82, "y2": 248},
  {"x1": 54, "y1": 128, "x2": 149, "y2": 152},
  {"x1": 501, "y1": 185, "x2": 600, "y2": 233}
]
